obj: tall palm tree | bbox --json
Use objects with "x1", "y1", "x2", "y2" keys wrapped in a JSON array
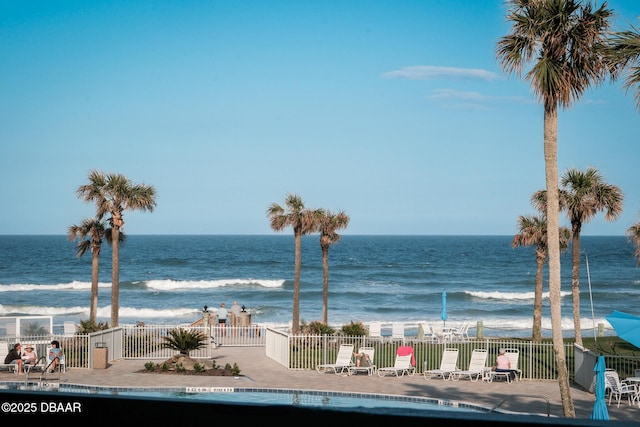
[
  {"x1": 513, "y1": 214, "x2": 570, "y2": 342},
  {"x1": 560, "y1": 167, "x2": 623, "y2": 347},
  {"x1": 67, "y1": 218, "x2": 110, "y2": 323},
  {"x1": 316, "y1": 209, "x2": 350, "y2": 325},
  {"x1": 626, "y1": 222, "x2": 640, "y2": 265},
  {"x1": 513, "y1": 215, "x2": 547, "y2": 343},
  {"x1": 497, "y1": 0, "x2": 613, "y2": 417},
  {"x1": 76, "y1": 170, "x2": 157, "y2": 327},
  {"x1": 605, "y1": 26, "x2": 640, "y2": 110},
  {"x1": 267, "y1": 194, "x2": 317, "y2": 334}
]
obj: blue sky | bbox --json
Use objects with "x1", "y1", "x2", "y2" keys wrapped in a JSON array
[{"x1": 1, "y1": 0, "x2": 639, "y2": 236}]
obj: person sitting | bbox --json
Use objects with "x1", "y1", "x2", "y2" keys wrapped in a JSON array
[
  {"x1": 492, "y1": 348, "x2": 516, "y2": 381},
  {"x1": 353, "y1": 351, "x2": 372, "y2": 368},
  {"x1": 48, "y1": 340, "x2": 62, "y2": 372},
  {"x1": 21, "y1": 345, "x2": 37, "y2": 367},
  {"x1": 4, "y1": 343, "x2": 24, "y2": 374}
]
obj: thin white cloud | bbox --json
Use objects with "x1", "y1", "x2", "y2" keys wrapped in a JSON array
[
  {"x1": 382, "y1": 66, "x2": 498, "y2": 81},
  {"x1": 426, "y1": 89, "x2": 534, "y2": 110},
  {"x1": 427, "y1": 89, "x2": 530, "y2": 104},
  {"x1": 428, "y1": 89, "x2": 487, "y2": 100}
]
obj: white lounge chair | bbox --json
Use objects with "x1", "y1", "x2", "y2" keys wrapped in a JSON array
[
  {"x1": 46, "y1": 345, "x2": 66, "y2": 373},
  {"x1": 452, "y1": 322, "x2": 470, "y2": 342},
  {"x1": 24, "y1": 348, "x2": 46, "y2": 377},
  {"x1": 316, "y1": 344, "x2": 354, "y2": 375},
  {"x1": 487, "y1": 348, "x2": 521, "y2": 383},
  {"x1": 430, "y1": 325, "x2": 452, "y2": 343},
  {"x1": 368, "y1": 322, "x2": 382, "y2": 341},
  {"x1": 64, "y1": 321, "x2": 77, "y2": 336},
  {"x1": 391, "y1": 323, "x2": 405, "y2": 343},
  {"x1": 423, "y1": 347, "x2": 460, "y2": 380},
  {"x1": 450, "y1": 348, "x2": 488, "y2": 381},
  {"x1": 604, "y1": 370, "x2": 638, "y2": 407},
  {"x1": 378, "y1": 347, "x2": 415, "y2": 377},
  {"x1": 348, "y1": 346, "x2": 376, "y2": 376}
]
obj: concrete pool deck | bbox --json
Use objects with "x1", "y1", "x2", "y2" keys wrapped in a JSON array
[{"x1": 7, "y1": 346, "x2": 640, "y2": 424}]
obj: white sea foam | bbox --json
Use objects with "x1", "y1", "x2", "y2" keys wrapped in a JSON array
[
  {"x1": 464, "y1": 290, "x2": 572, "y2": 301},
  {"x1": 0, "y1": 304, "x2": 202, "y2": 319},
  {"x1": 0, "y1": 281, "x2": 111, "y2": 291},
  {"x1": 0, "y1": 279, "x2": 286, "y2": 292},
  {"x1": 144, "y1": 279, "x2": 285, "y2": 290}
]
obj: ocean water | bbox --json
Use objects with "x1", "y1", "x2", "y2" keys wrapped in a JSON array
[{"x1": 0, "y1": 235, "x2": 638, "y2": 338}]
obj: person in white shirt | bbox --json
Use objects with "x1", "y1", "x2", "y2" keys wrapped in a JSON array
[
  {"x1": 230, "y1": 301, "x2": 242, "y2": 327},
  {"x1": 217, "y1": 303, "x2": 228, "y2": 324}
]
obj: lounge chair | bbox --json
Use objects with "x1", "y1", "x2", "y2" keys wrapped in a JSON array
[
  {"x1": 430, "y1": 325, "x2": 452, "y2": 344},
  {"x1": 451, "y1": 322, "x2": 470, "y2": 342},
  {"x1": 423, "y1": 347, "x2": 460, "y2": 380},
  {"x1": 21, "y1": 345, "x2": 42, "y2": 374},
  {"x1": 486, "y1": 348, "x2": 521, "y2": 383},
  {"x1": 604, "y1": 370, "x2": 638, "y2": 407},
  {"x1": 0, "y1": 341, "x2": 17, "y2": 373},
  {"x1": 316, "y1": 344, "x2": 354, "y2": 375},
  {"x1": 368, "y1": 322, "x2": 382, "y2": 341},
  {"x1": 348, "y1": 346, "x2": 376, "y2": 376},
  {"x1": 24, "y1": 350, "x2": 47, "y2": 377},
  {"x1": 391, "y1": 323, "x2": 405, "y2": 343},
  {"x1": 450, "y1": 348, "x2": 488, "y2": 381},
  {"x1": 46, "y1": 345, "x2": 66, "y2": 373},
  {"x1": 64, "y1": 321, "x2": 77, "y2": 336},
  {"x1": 416, "y1": 323, "x2": 428, "y2": 341},
  {"x1": 377, "y1": 346, "x2": 415, "y2": 377}
]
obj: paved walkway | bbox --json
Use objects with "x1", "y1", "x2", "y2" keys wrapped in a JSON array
[{"x1": 9, "y1": 346, "x2": 640, "y2": 424}]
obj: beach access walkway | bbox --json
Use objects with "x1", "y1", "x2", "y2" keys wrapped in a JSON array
[{"x1": 19, "y1": 346, "x2": 639, "y2": 424}]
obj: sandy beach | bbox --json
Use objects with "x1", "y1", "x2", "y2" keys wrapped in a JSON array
[{"x1": 12, "y1": 346, "x2": 636, "y2": 424}]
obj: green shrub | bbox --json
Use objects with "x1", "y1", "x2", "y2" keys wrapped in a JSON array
[
  {"x1": 77, "y1": 319, "x2": 110, "y2": 334},
  {"x1": 341, "y1": 321, "x2": 367, "y2": 336},
  {"x1": 302, "y1": 320, "x2": 335, "y2": 335},
  {"x1": 144, "y1": 361, "x2": 155, "y2": 371},
  {"x1": 232, "y1": 363, "x2": 241, "y2": 376},
  {"x1": 161, "y1": 328, "x2": 207, "y2": 356}
]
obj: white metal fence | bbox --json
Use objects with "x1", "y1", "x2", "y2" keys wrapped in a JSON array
[
  {"x1": 122, "y1": 324, "x2": 266, "y2": 360},
  {"x1": 4, "y1": 325, "x2": 639, "y2": 384},
  {"x1": 264, "y1": 328, "x2": 640, "y2": 383}
]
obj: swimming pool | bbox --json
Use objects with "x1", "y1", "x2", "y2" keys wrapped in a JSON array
[{"x1": 1, "y1": 382, "x2": 491, "y2": 415}]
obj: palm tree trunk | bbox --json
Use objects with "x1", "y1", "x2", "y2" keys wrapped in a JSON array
[
  {"x1": 533, "y1": 253, "x2": 544, "y2": 342},
  {"x1": 111, "y1": 227, "x2": 120, "y2": 327},
  {"x1": 90, "y1": 250, "x2": 100, "y2": 323},
  {"x1": 292, "y1": 231, "x2": 302, "y2": 334},
  {"x1": 545, "y1": 104, "x2": 575, "y2": 417},
  {"x1": 571, "y1": 226, "x2": 583, "y2": 347},
  {"x1": 322, "y1": 245, "x2": 329, "y2": 324}
]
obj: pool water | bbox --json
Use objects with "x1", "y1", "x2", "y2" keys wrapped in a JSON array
[{"x1": 2, "y1": 383, "x2": 490, "y2": 414}]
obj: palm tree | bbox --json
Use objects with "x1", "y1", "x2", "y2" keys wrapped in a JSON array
[
  {"x1": 627, "y1": 222, "x2": 640, "y2": 265},
  {"x1": 497, "y1": 0, "x2": 613, "y2": 416},
  {"x1": 76, "y1": 170, "x2": 157, "y2": 327},
  {"x1": 267, "y1": 194, "x2": 317, "y2": 334},
  {"x1": 67, "y1": 218, "x2": 112, "y2": 323},
  {"x1": 513, "y1": 215, "x2": 547, "y2": 343},
  {"x1": 605, "y1": 26, "x2": 640, "y2": 109},
  {"x1": 161, "y1": 327, "x2": 207, "y2": 356},
  {"x1": 560, "y1": 167, "x2": 623, "y2": 347},
  {"x1": 512, "y1": 214, "x2": 570, "y2": 342},
  {"x1": 316, "y1": 209, "x2": 350, "y2": 325}
]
